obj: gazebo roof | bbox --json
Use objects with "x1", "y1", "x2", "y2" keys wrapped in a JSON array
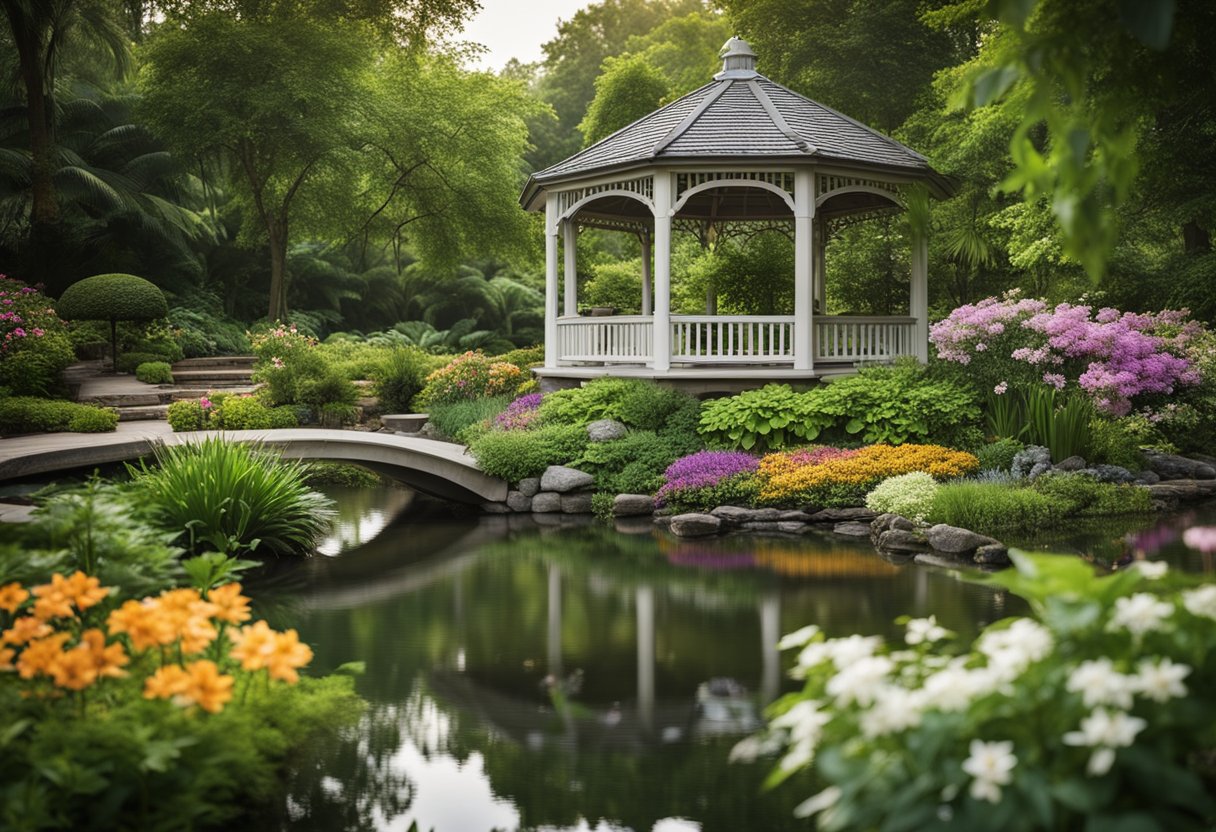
[{"x1": 521, "y1": 37, "x2": 952, "y2": 209}]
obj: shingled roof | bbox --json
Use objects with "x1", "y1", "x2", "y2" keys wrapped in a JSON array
[{"x1": 522, "y1": 38, "x2": 952, "y2": 208}]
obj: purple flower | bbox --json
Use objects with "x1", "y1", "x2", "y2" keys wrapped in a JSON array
[
  {"x1": 656, "y1": 451, "x2": 758, "y2": 504},
  {"x1": 493, "y1": 393, "x2": 544, "y2": 431}
]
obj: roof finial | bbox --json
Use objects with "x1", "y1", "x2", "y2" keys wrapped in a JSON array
[{"x1": 716, "y1": 36, "x2": 758, "y2": 80}]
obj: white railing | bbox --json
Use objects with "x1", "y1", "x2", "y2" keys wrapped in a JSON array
[
  {"x1": 556, "y1": 315, "x2": 652, "y2": 364},
  {"x1": 815, "y1": 316, "x2": 916, "y2": 362},
  {"x1": 670, "y1": 315, "x2": 795, "y2": 364}
]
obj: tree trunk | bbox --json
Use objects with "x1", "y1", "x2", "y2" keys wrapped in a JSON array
[
  {"x1": 1183, "y1": 220, "x2": 1211, "y2": 254},
  {"x1": 267, "y1": 218, "x2": 288, "y2": 321}
]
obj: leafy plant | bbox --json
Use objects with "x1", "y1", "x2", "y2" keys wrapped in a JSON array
[
  {"x1": 865, "y1": 471, "x2": 940, "y2": 522},
  {"x1": 1025, "y1": 386, "x2": 1093, "y2": 461},
  {"x1": 576, "y1": 430, "x2": 689, "y2": 495},
  {"x1": 1032, "y1": 473, "x2": 1153, "y2": 518},
  {"x1": 985, "y1": 386, "x2": 1027, "y2": 440},
  {"x1": 976, "y1": 438, "x2": 1025, "y2": 473},
  {"x1": 0, "y1": 397, "x2": 117, "y2": 435},
  {"x1": 699, "y1": 384, "x2": 830, "y2": 452},
  {"x1": 167, "y1": 399, "x2": 207, "y2": 432},
  {"x1": 0, "y1": 275, "x2": 75, "y2": 396},
  {"x1": 371, "y1": 346, "x2": 430, "y2": 413},
  {"x1": 56, "y1": 273, "x2": 168, "y2": 370},
  {"x1": 116, "y1": 350, "x2": 173, "y2": 373},
  {"x1": 415, "y1": 351, "x2": 524, "y2": 407},
  {"x1": 427, "y1": 396, "x2": 512, "y2": 442},
  {"x1": 135, "y1": 361, "x2": 174, "y2": 384},
  {"x1": 469, "y1": 423, "x2": 588, "y2": 483}
]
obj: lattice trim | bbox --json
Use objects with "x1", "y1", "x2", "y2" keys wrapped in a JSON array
[
  {"x1": 675, "y1": 171, "x2": 795, "y2": 200},
  {"x1": 673, "y1": 217, "x2": 794, "y2": 244},
  {"x1": 816, "y1": 174, "x2": 901, "y2": 201},
  {"x1": 825, "y1": 206, "x2": 903, "y2": 238},
  {"x1": 557, "y1": 176, "x2": 654, "y2": 216}
]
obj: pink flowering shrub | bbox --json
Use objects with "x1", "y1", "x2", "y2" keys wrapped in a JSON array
[
  {"x1": 930, "y1": 291, "x2": 1202, "y2": 415},
  {"x1": 250, "y1": 322, "x2": 355, "y2": 411},
  {"x1": 492, "y1": 393, "x2": 543, "y2": 431},
  {"x1": 416, "y1": 351, "x2": 524, "y2": 408},
  {"x1": 0, "y1": 275, "x2": 74, "y2": 395}
]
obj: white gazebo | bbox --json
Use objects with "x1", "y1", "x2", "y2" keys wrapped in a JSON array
[{"x1": 520, "y1": 37, "x2": 955, "y2": 391}]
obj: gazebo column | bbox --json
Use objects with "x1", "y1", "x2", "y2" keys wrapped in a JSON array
[
  {"x1": 640, "y1": 230, "x2": 653, "y2": 316},
  {"x1": 563, "y1": 219, "x2": 578, "y2": 316},
  {"x1": 544, "y1": 194, "x2": 560, "y2": 367},
  {"x1": 814, "y1": 216, "x2": 827, "y2": 314},
  {"x1": 793, "y1": 169, "x2": 816, "y2": 371},
  {"x1": 911, "y1": 224, "x2": 929, "y2": 362},
  {"x1": 652, "y1": 173, "x2": 672, "y2": 372}
]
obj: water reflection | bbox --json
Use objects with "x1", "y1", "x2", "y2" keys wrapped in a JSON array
[{"x1": 316, "y1": 486, "x2": 416, "y2": 556}]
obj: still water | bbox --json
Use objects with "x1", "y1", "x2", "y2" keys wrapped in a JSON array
[{"x1": 263, "y1": 488, "x2": 1216, "y2": 832}]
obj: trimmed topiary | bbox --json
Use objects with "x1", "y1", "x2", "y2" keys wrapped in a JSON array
[
  {"x1": 135, "y1": 361, "x2": 174, "y2": 385},
  {"x1": 57, "y1": 274, "x2": 168, "y2": 372}
]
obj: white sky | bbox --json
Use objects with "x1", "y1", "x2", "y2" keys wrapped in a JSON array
[{"x1": 458, "y1": 0, "x2": 597, "y2": 70}]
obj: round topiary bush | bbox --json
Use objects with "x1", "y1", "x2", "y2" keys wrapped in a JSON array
[
  {"x1": 135, "y1": 361, "x2": 174, "y2": 385},
  {"x1": 57, "y1": 274, "x2": 169, "y2": 372}
]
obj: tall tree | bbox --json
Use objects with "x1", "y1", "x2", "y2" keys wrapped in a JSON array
[{"x1": 578, "y1": 54, "x2": 670, "y2": 146}]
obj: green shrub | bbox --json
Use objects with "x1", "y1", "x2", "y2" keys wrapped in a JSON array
[
  {"x1": 57, "y1": 273, "x2": 169, "y2": 369},
  {"x1": 415, "y1": 351, "x2": 525, "y2": 407},
  {"x1": 495, "y1": 345, "x2": 545, "y2": 369},
  {"x1": 577, "y1": 430, "x2": 689, "y2": 494},
  {"x1": 167, "y1": 399, "x2": 207, "y2": 432},
  {"x1": 698, "y1": 384, "x2": 829, "y2": 452},
  {"x1": 317, "y1": 402, "x2": 358, "y2": 428},
  {"x1": 470, "y1": 423, "x2": 588, "y2": 482},
  {"x1": 538, "y1": 378, "x2": 696, "y2": 432},
  {"x1": 167, "y1": 305, "x2": 250, "y2": 357},
  {"x1": 0, "y1": 397, "x2": 117, "y2": 435},
  {"x1": 1032, "y1": 472, "x2": 1153, "y2": 517},
  {"x1": 591, "y1": 491, "x2": 615, "y2": 522},
  {"x1": 131, "y1": 330, "x2": 184, "y2": 363},
  {"x1": 660, "y1": 472, "x2": 760, "y2": 514},
  {"x1": 975, "y1": 438, "x2": 1025, "y2": 472},
  {"x1": 214, "y1": 395, "x2": 275, "y2": 430},
  {"x1": 135, "y1": 361, "x2": 174, "y2": 384},
  {"x1": 117, "y1": 351, "x2": 171, "y2": 374},
  {"x1": 582, "y1": 260, "x2": 642, "y2": 313},
  {"x1": 129, "y1": 437, "x2": 335, "y2": 556},
  {"x1": 864, "y1": 472, "x2": 940, "y2": 522},
  {"x1": 268, "y1": 405, "x2": 300, "y2": 428},
  {"x1": 251, "y1": 324, "x2": 355, "y2": 412},
  {"x1": 371, "y1": 347, "x2": 430, "y2": 413},
  {"x1": 1087, "y1": 416, "x2": 1161, "y2": 469},
  {"x1": 427, "y1": 396, "x2": 512, "y2": 441},
  {"x1": 928, "y1": 481, "x2": 1062, "y2": 535}
]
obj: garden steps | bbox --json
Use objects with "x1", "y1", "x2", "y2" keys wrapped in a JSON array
[
  {"x1": 169, "y1": 368, "x2": 256, "y2": 384},
  {"x1": 115, "y1": 404, "x2": 171, "y2": 422},
  {"x1": 170, "y1": 385, "x2": 259, "y2": 401},
  {"x1": 172, "y1": 356, "x2": 257, "y2": 370}
]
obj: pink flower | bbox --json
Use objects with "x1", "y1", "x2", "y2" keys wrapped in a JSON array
[
  {"x1": 199, "y1": 396, "x2": 213, "y2": 409},
  {"x1": 1183, "y1": 527, "x2": 1216, "y2": 554},
  {"x1": 1042, "y1": 373, "x2": 1066, "y2": 390},
  {"x1": 11, "y1": 327, "x2": 25, "y2": 337},
  {"x1": 993, "y1": 382, "x2": 1008, "y2": 395}
]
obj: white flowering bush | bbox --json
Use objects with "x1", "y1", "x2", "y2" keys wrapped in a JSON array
[
  {"x1": 736, "y1": 552, "x2": 1216, "y2": 830},
  {"x1": 864, "y1": 471, "x2": 939, "y2": 522}
]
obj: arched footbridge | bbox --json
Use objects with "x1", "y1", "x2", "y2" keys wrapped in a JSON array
[{"x1": 0, "y1": 423, "x2": 508, "y2": 504}]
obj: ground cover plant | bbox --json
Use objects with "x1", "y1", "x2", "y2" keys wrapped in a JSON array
[
  {"x1": 739, "y1": 552, "x2": 1216, "y2": 831},
  {"x1": 166, "y1": 394, "x2": 298, "y2": 432},
  {"x1": 135, "y1": 360, "x2": 174, "y2": 384}
]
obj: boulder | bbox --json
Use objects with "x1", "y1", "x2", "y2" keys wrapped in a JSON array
[
  {"x1": 1011, "y1": 445, "x2": 1053, "y2": 481},
  {"x1": 742, "y1": 521, "x2": 783, "y2": 532},
  {"x1": 506, "y1": 491, "x2": 532, "y2": 513},
  {"x1": 561, "y1": 492, "x2": 594, "y2": 514},
  {"x1": 1143, "y1": 451, "x2": 1216, "y2": 481},
  {"x1": 669, "y1": 513, "x2": 722, "y2": 538},
  {"x1": 517, "y1": 477, "x2": 541, "y2": 497},
  {"x1": 974, "y1": 543, "x2": 1011, "y2": 566},
  {"x1": 877, "y1": 529, "x2": 928, "y2": 553},
  {"x1": 1082, "y1": 465, "x2": 1136, "y2": 484},
  {"x1": 587, "y1": 419, "x2": 628, "y2": 442},
  {"x1": 652, "y1": 515, "x2": 674, "y2": 528},
  {"x1": 778, "y1": 521, "x2": 810, "y2": 534},
  {"x1": 808, "y1": 507, "x2": 878, "y2": 524},
  {"x1": 540, "y1": 465, "x2": 595, "y2": 493},
  {"x1": 613, "y1": 494, "x2": 654, "y2": 517},
  {"x1": 1055, "y1": 455, "x2": 1087, "y2": 472},
  {"x1": 834, "y1": 521, "x2": 873, "y2": 537},
  {"x1": 1147, "y1": 479, "x2": 1216, "y2": 503},
  {"x1": 531, "y1": 492, "x2": 562, "y2": 513},
  {"x1": 1135, "y1": 470, "x2": 1161, "y2": 485},
  {"x1": 926, "y1": 524, "x2": 999, "y2": 555},
  {"x1": 710, "y1": 506, "x2": 783, "y2": 525},
  {"x1": 870, "y1": 513, "x2": 915, "y2": 546}
]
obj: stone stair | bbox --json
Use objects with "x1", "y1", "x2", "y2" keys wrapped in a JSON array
[
  {"x1": 170, "y1": 356, "x2": 257, "y2": 388},
  {"x1": 69, "y1": 356, "x2": 260, "y2": 422}
]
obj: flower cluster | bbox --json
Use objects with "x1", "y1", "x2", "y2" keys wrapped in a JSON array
[
  {"x1": 0, "y1": 275, "x2": 74, "y2": 395},
  {"x1": 492, "y1": 392, "x2": 544, "y2": 431},
  {"x1": 740, "y1": 552, "x2": 1216, "y2": 828},
  {"x1": 930, "y1": 292, "x2": 1203, "y2": 415},
  {"x1": 1, "y1": 574, "x2": 311, "y2": 715},
  {"x1": 756, "y1": 444, "x2": 979, "y2": 507},
  {"x1": 655, "y1": 450, "x2": 759, "y2": 507},
  {"x1": 863, "y1": 471, "x2": 940, "y2": 522},
  {"x1": 417, "y1": 351, "x2": 524, "y2": 407}
]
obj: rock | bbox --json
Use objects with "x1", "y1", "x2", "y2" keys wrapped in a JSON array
[
  {"x1": 669, "y1": 513, "x2": 722, "y2": 538},
  {"x1": 777, "y1": 521, "x2": 809, "y2": 534},
  {"x1": 586, "y1": 419, "x2": 628, "y2": 442},
  {"x1": 481, "y1": 502, "x2": 510, "y2": 514},
  {"x1": 913, "y1": 553, "x2": 971, "y2": 569},
  {"x1": 742, "y1": 521, "x2": 783, "y2": 532},
  {"x1": 613, "y1": 494, "x2": 654, "y2": 517},
  {"x1": 517, "y1": 477, "x2": 541, "y2": 497},
  {"x1": 870, "y1": 513, "x2": 915, "y2": 545},
  {"x1": 778, "y1": 510, "x2": 814, "y2": 522},
  {"x1": 974, "y1": 543, "x2": 1011, "y2": 565},
  {"x1": 418, "y1": 422, "x2": 441, "y2": 440},
  {"x1": 1135, "y1": 470, "x2": 1161, "y2": 485},
  {"x1": 877, "y1": 529, "x2": 928, "y2": 553},
  {"x1": 834, "y1": 521, "x2": 873, "y2": 537},
  {"x1": 1092, "y1": 464, "x2": 1136, "y2": 484},
  {"x1": 1143, "y1": 451, "x2": 1216, "y2": 481},
  {"x1": 540, "y1": 465, "x2": 595, "y2": 493},
  {"x1": 561, "y1": 492, "x2": 594, "y2": 514},
  {"x1": 506, "y1": 491, "x2": 532, "y2": 513},
  {"x1": 710, "y1": 506, "x2": 783, "y2": 525},
  {"x1": 1147, "y1": 479, "x2": 1216, "y2": 502},
  {"x1": 1055, "y1": 455, "x2": 1087, "y2": 472},
  {"x1": 808, "y1": 507, "x2": 878, "y2": 524},
  {"x1": 531, "y1": 492, "x2": 562, "y2": 513},
  {"x1": 925, "y1": 524, "x2": 998, "y2": 555},
  {"x1": 1011, "y1": 445, "x2": 1052, "y2": 481},
  {"x1": 652, "y1": 515, "x2": 674, "y2": 528}
]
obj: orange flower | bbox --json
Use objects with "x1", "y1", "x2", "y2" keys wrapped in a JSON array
[
  {"x1": 15, "y1": 632, "x2": 70, "y2": 680},
  {"x1": 0, "y1": 646, "x2": 14, "y2": 671},
  {"x1": 157, "y1": 589, "x2": 219, "y2": 655},
  {"x1": 50, "y1": 645, "x2": 99, "y2": 691},
  {"x1": 208, "y1": 583, "x2": 251, "y2": 625},
  {"x1": 0, "y1": 581, "x2": 28, "y2": 614},
  {"x1": 79, "y1": 628, "x2": 128, "y2": 680},
  {"x1": 30, "y1": 571, "x2": 109, "y2": 620},
  {"x1": 31, "y1": 594, "x2": 73, "y2": 622},
  {"x1": 229, "y1": 620, "x2": 277, "y2": 671},
  {"x1": 107, "y1": 600, "x2": 173, "y2": 651},
  {"x1": 144, "y1": 664, "x2": 190, "y2": 700},
  {"x1": 3, "y1": 616, "x2": 52, "y2": 646},
  {"x1": 179, "y1": 660, "x2": 234, "y2": 713},
  {"x1": 62, "y1": 571, "x2": 109, "y2": 611},
  {"x1": 266, "y1": 629, "x2": 313, "y2": 684}
]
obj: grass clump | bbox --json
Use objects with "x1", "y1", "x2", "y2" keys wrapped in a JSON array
[
  {"x1": 975, "y1": 438, "x2": 1024, "y2": 472},
  {"x1": 928, "y1": 481, "x2": 1061, "y2": 535},
  {"x1": 427, "y1": 395, "x2": 512, "y2": 442},
  {"x1": 1032, "y1": 472, "x2": 1153, "y2": 517}
]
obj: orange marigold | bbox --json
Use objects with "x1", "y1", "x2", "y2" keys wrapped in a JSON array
[
  {"x1": 0, "y1": 581, "x2": 28, "y2": 614},
  {"x1": 107, "y1": 599, "x2": 173, "y2": 651},
  {"x1": 208, "y1": 583, "x2": 251, "y2": 625},
  {"x1": 757, "y1": 444, "x2": 979, "y2": 505},
  {"x1": 80, "y1": 628, "x2": 128, "y2": 680},
  {"x1": 144, "y1": 664, "x2": 190, "y2": 701},
  {"x1": 30, "y1": 571, "x2": 109, "y2": 620},
  {"x1": 266, "y1": 628, "x2": 313, "y2": 684},
  {"x1": 49, "y1": 645, "x2": 99, "y2": 691}
]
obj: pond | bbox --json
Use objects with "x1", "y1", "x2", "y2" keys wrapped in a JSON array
[{"x1": 261, "y1": 487, "x2": 1216, "y2": 832}]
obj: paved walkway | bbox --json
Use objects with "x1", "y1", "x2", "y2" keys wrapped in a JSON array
[{"x1": 0, "y1": 424, "x2": 506, "y2": 503}]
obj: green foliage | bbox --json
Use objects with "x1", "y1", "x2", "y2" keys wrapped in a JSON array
[
  {"x1": 251, "y1": 324, "x2": 356, "y2": 413},
  {"x1": 976, "y1": 438, "x2": 1025, "y2": 472},
  {"x1": 426, "y1": 396, "x2": 512, "y2": 442},
  {"x1": 167, "y1": 399, "x2": 206, "y2": 432},
  {"x1": 0, "y1": 397, "x2": 117, "y2": 436},
  {"x1": 371, "y1": 347, "x2": 431, "y2": 413},
  {"x1": 660, "y1": 473, "x2": 760, "y2": 514},
  {"x1": 135, "y1": 361, "x2": 174, "y2": 384},
  {"x1": 301, "y1": 462, "x2": 382, "y2": 488},
  {"x1": 56, "y1": 273, "x2": 168, "y2": 322},
  {"x1": 583, "y1": 260, "x2": 642, "y2": 313},
  {"x1": 415, "y1": 351, "x2": 525, "y2": 408},
  {"x1": 1032, "y1": 472, "x2": 1153, "y2": 518},
  {"x1": 698, "y1": 384, "x2": 828, "y2": 452},
  {"x1": 1025, "y1": 386, "x2": 1093, "y2": 462},
  {"x1": 167, "y1": 306, "x2": 251, "y2": 357},
  {"x1": 495, "y1": 345, "x2": 545, "y2": 369},
  {"x1": 0, "y1": 277, "x2": 75, "y2": 396},
  {"x1": 116, "y1": 351, "x2": 172, "y2": 374},
  {"x1": 929, "y1": 481, "x2": 1062, "y2": 535},
  {"x1": 864, "y1": 472, "x2": 940, "y2": 522},
  {"x1": 1087, "y1": 417, "x2": 1157, "y2": 470},
  {"x1": 579, "y1": 53, "x2": 670, "y2": 145},
  {"x1": 577, "y1": 431, "x2": 690, "y2": 494},
  {"x1": 129, "y1": 438, "x2": 335, "y2": 556},
  {"x1": 591, "y1": 491, "x2": 615, "y2": 522},
  {"x1": 214, "y1": 395, "x2": 275, "y2": 430},
  {"x1": 469, "y1": 424, "x2": 589, "y2": 483}
]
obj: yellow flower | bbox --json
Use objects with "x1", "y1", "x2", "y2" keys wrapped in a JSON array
[
  {"x1": 229, "y1": 620, "x2": 276, "y2": 671},
  {"x1": 50, "y1": 645, "x2": 99, "y2": 691},
  {"x1": 3, "y1": 616, "x2": 52, "y2": 646},
  {"x1": 144, "y1": 664, "x2": 190, "y2": 700},
  {"x1": 208, "y1": 583, "x2": 251, "y2": 625},
  {"x1": 107, "y1": 599, "x2": 173, "y2": 651},
  {"x1": 0, "y1": 582, "x2": 28, "y2": 614},
  {"x1": 266, "y1": 629, "x2": 313, "y2": 684},
  {"x1": 16, "y1": 632, "x2": 70, "y2": 680},
  {"x1": 180, "y1": 660, "x2": 234, "y2": 714},
  {"x1": 80, "y1": 628, "x2": 128, "y2": 680}
]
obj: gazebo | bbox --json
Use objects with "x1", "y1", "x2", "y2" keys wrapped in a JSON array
[{"x1": 520, "y1": 37, "x2": 954, "y2": 390}]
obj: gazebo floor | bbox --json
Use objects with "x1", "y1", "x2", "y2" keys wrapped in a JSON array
[{"x1": 534, "y1": 362, "x2": 860, "y2": 395}]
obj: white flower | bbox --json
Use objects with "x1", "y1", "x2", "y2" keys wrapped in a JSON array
[
  {"x1": 771, "y1": 699, "x2": 832, "y2": 748},
  {"x1": 1066, "y1": 659, "x2": 1134, "y2": 709},
  {"x1": 794, "y1": 785, "x2": 841, "y2": 819},
  {"x1": 794, "y1": 641, "x2": 832, "y2": 673},
  {"x1": 1063, "y1": 708, "x2": 1147, "y2": 776},
  {"x1": 778, "y1": 624, "x2": 821, "y2": 651},
  {"x1": 1134, "y1": 657, "x2": 1190, "y2": 703},
  {"x1": 1108, "y1": 593, "x2": 1174, "y2": 636},
  {"x1": 961, "y1": 739, "x2": 1017, "y2": 804},
  {"x1": 1181, "y1": 585, "x2": 1216, "y2": 620},
  {"x1": 1132, "y1": 560, "x2": 1168, "y2": 580},
  {"x1": 922, "y1": 663, "x2": 1002, "y2": 712},
  {"x1": 826, "y1": 656, "x2": 893, "y2": 706},
  {"x1": 905, "y1": 615, "x2": 950, "y2": 646},
  {"x1": 860, "y1": 685, "x2": 925, "y2": 737},
  {"x1": 778, "y1": 741, "x2": 814, "y2": 773},
  {"x1": 826, "y1": 634, "x2": 883, "y2": 669},
  {"x1": 977, "y1": 619, "x2": 1053, "y2": 678}
]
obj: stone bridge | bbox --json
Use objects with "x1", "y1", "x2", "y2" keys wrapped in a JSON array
[{"x1": 0, "y1": 423, "x2": 507, "y2": 504}]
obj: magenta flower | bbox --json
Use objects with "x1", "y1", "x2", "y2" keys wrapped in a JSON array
[
  {"x1": 656, "y1": 450, "x2": 758, "y2": 505},
  {"x1": 493, "y1": 393, "x2": 544, "y2": 431},
  {"x1": 199, "y1": 396, "x2": 213, "y2": 409}
]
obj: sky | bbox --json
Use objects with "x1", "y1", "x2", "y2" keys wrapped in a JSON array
[{"x1": 458, "y1": 0, "x2": 596, "y2": 70}]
